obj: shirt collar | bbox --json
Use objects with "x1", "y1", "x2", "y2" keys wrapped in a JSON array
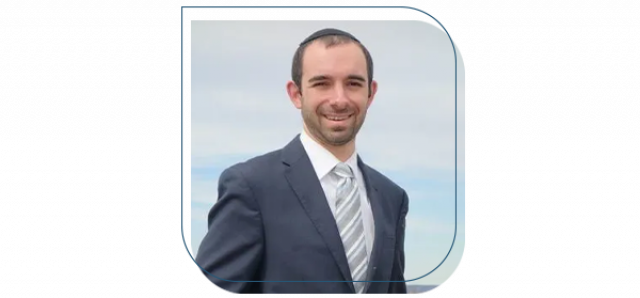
[{"x1": 299, "y1": 129, "x2": 359, "y2": 180}]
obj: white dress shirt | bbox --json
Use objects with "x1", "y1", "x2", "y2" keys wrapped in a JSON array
[{"x1": 299, "y1": 129, "x2": 375, "y2": 262}]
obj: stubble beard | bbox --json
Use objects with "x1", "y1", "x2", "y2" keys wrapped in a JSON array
[{"x1": 302, "y1": 107, "x2": 366, "y2": 147}]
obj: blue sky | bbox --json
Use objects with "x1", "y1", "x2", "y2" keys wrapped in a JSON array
[{"x1": 188, "y1": 20, "x2": 464, "y2": 286}]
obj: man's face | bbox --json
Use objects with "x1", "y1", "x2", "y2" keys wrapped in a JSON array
[{"x1": 289, "y1": 41, "x2": 377, "y2": 147}]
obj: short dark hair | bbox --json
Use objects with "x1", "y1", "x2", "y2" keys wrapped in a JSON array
[{"x1": 291, "y1": 32, "x2": 374, "y2": 96}]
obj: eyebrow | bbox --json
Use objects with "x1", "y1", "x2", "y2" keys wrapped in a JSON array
[
  {"x1": 307, "y1": 75, "x2": 329, "y2": 83},
  {"x1": 307, "y1": 74, "x2": 367, "y2": 83},
  {"x1": 347, "y1": 75, "x2": 366, "y2": 82}
]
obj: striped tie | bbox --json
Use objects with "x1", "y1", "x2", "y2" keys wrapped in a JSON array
[{"x1": 333, "y1": 163, "x2": 368, "y2": 294}]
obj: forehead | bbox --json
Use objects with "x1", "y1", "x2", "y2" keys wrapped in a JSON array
[{"x1": 301, "y1": 41, "x2": 368, "y2": 79}]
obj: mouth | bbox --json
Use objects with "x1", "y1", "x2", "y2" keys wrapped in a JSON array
[{"x1": 323, "y1": 113, "x2": 354, "y2": 123}]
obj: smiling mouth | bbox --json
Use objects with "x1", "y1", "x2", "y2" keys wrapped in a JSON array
[{"x1": 324, "y1": 114, "x2": 353, "y2": 121}]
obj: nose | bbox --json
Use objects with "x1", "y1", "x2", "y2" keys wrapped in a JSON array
[{"x1": 328, "y1": 85, "x2": 349, "y2": 109}]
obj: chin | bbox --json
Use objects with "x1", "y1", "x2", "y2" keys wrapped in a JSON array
[{"x1": 323, "y1": 131, "x2": 355, "y2": 146}]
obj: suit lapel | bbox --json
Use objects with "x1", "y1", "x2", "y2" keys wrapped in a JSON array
[
  {"x1": 281, "y1": 135, "x2": 356, "y2": 293},
  {"x1": 358, "y1": 157, "x2": 385, "y2": 293}
]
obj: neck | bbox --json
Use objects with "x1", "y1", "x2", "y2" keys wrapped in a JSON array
[
  {"x1": 326, "y1": 142, "x2": 355, "y2": 162},
  {"x1": 303, "y1": 126, "x2": 355, "y2": 162}
]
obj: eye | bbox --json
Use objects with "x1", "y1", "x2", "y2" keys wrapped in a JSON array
[
  {"x1": 348, "y1": 81, "x2": 363, "y2": 87},
  {"x1": 312, "y1": 82, "x2": 328, "y2": 87}
]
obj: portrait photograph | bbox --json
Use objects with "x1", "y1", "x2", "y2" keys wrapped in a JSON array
[{"x1": 181, "y1": 8, "x2": 465, "y2": 294}]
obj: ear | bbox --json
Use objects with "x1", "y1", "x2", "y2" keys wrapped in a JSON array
[
  {"x1": 286, "y1": 81, "x2": 303, "y2": 109},
  {"x1": 366, "y1": 80, "x2": 378, "y2": 108}
]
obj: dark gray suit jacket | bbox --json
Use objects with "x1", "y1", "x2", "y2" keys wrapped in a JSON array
[{"x1": 195, "y1": 135, "x2": 409, "y2": 293}]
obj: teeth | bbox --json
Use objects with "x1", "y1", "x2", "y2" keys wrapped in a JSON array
[{"x1": 326, "y1": 115, "x2": 350, "y2": 121}]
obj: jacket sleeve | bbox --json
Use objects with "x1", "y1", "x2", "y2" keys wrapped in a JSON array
[
  {"x1": 194, "y1": 165, "x2": 264, "y2": 293},
  {"x1": 388, "y1": 190, "x2": 409, "y2": 293}
]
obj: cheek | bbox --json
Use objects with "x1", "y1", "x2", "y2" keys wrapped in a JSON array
[
  {"x1": 301, "y1": 100, "x2": 320, "y2": 117},
  {"x1": 354, "y1": 98, "x2": 370, "y2": 113},
  {"x1": 301, "y1": 96, "x2": 322, "y2": 112}
]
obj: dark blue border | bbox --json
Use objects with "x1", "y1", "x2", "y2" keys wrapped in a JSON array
[{"x1": 181, "y1": 5, "x2": 460, "y2": 285}]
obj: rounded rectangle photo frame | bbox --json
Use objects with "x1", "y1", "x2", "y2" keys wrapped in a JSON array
[{"x1": 181, "y1": 6, "x2": 464, "y2": 294}]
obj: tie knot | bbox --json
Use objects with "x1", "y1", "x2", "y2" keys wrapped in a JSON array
[{"x1": 333, "y1": 163, "x2": 354, "y2": 178}]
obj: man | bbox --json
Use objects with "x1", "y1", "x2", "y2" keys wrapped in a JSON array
[{"x1": 195, "y1": 28, "x2": 409, "y2": 294}]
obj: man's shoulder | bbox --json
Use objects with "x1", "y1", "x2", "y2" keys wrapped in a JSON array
[
  {"x1": 361, "y1": 164, "x2": 406, "y2": 197},
  {"x1": 221, "y1": 148, "x2": 284, "y2": 180}
]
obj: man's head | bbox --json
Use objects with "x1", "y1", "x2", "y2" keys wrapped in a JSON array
[{"x1": 286, "y1": 28, "x2": 378, "y2": 149}]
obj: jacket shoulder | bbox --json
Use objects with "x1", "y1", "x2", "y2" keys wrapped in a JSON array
[
  {"x1": 220, "y1": 148, "x2": 283, "y2": 182},
  {"x1": 362, "y1": 165, "x2": 406, "y2": 197}
]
